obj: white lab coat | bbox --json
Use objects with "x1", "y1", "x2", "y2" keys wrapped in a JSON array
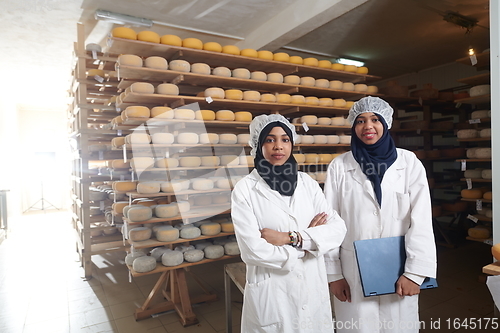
[
  {"x1": 324, "y1": 149, "x2": 437, "y2": 333},
  {"x1": 231, "y1": 169, "x2": 347, "y2": 333}
]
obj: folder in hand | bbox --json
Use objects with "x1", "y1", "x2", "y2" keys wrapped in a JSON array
[{"x1": 353, "y1": 236, "x2": 437, "y2": 297}]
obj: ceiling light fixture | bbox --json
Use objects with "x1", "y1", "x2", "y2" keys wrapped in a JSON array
[
  {"x1": 337, "y1": 58, "x2": 364, "y2": 67},
  {"x1": 442, "y1": 11, "x2": 478, "y2": 34},
  {"x1": 95, "y1": 9, "x2": 153, "y2": 27}
]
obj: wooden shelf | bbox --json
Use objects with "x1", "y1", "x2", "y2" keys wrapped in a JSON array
[
  {"x1": 126, "y1": 188, "x2": 231, "y2": 198},
  {"x1": 456, "y1": 158, "x2": 492, "y2": 162},
  {"x1": 460, "y1": 178, "x2": 492, "y2": 183},
  {"x1": 127, "y1": 232, "x2": 235, "y2": 249},
  {"x1": 461, "y1": 198, "x2": 492, "y2": 203},
  {"x1": 457, "y1": 72, "x2": 490, "y2": 86},
  {"x1": 457, "y1": 137, "x2": 491, "y2": 142},
  {"x1": 456, "y1": 52, "x2": 490, "y2": 68},
  {"x1": 125, "y1": 208, "x2": 231, "y2": 226},
  {"x1": 483, "y1": 262, "x2": 500, "y2": 275},
  {"x1": 455, "y1": 94, "x2": 490, "y2": 105},
  {"x1": 466, "y1": 236, "x2": 493, "y2": 245}
]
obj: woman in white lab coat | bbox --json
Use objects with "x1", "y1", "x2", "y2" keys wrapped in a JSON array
[
  {"x1": 231, "y1": 114, "x2": 346, "y2": 333},
  {"x1": 324, "y1": 97, "x2": 437, "y2": 332}
]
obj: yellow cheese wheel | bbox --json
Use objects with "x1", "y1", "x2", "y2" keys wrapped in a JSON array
[
  {"x1": 124, "y1": 106, "x2": 150, "y2": 118},
  {"x1": 112, "y1": 181, "x2": 137, "y2": 192},
  {"x1": 305, "y1": 154, "x2": 319, "y2": 163},
  {"x1": 201, "y1": 156, "x2": 220, "y2": 166},
  {"x1": 234, "y1": 111, "x2": 252, "y2": 122},
  {"x1": 156, "y1": 226, "x2": 180, "y2": 242},
  {"x1": 276, "y1": 94, "x2": 291, "y2": 103},
  {"x1": 145, "y1": 56, "x2": 168, "y2": 69},
  {"x1": 305, "y1": 97, "x2": 319, "y2": 106},
  {"x1": 199, "y1": 133, "x2": 219, "y2": 144},
  {"x1": 318, "y1": 154, "x2": 333, "y2": 163},
  {"x1": 111, "y1": 137, "x2": 125, "y2": 148},
  {"x1": 354, "y1": 84, "x2": 368, "y2": 92},
  {"x1": 117, "y1": 54, "x2": 143, "y2": 67},
  {"x1": 331, "y1": 63, "x2": 345, "y2": 71},
  {"x1": 284, "y1": 75, "x2": 300, "y2": 85},
  {"x1": 250, "y1": 71, "x2": 267, "y2": 81},
  {"x1": 327, "y1": 135, "x2": 340, "y2": 144},
  {"x1": 137, "y1": 31, "x2": 160, "y2": 43},
  {"x1": 191, "y1": 63, "x2": 211, "y2": 75},
  {"x1": 483, "y1": 191, "x2": 492, "y2": 200},
  {"x1": 110, "y1": 160, "x2": 130, "y2": 169},
  {"x1": 314, "y1": 135, "x2": 328, "y2": 144},
  {"x1": 225, "y1": 89, "x2": 243, "y2": 100},
  {"x1": 339, "y1": 135, "x2": 351, "y2": 144},
  {"x1": 273, "y1": 52, "x2": 290, "y2": 62},
  {"x1": 261, "y1": 94, "x2": 277, "y2": 103},
  {"x1": 344, "y1": 65, "x2": 358, "y2": 72},
  {"x1": 201, "y1": 223, "x2": 222, "y2": 236},
  {"x1": 289, "y1": 56, "x2": 303, "y2": 64},
  {"x1": 157, "y1": 83, "x2": 179, "y2": 95},
  {"x1": 345, "y1": 101, "x2": 355, "y2": 108},
  {"x1": 468, "y1": 226, "x2": 491, "y2": 239},
  {"x1": 160, "y1": 34, "x2": 182, "y2": 46},
  {"x1": 318, "y1": 60, "x2": 332, "y2": 68},
  {"x1": 357, "y1": 66, "x2": 369, "y2": 74},
  {"x1": 255, "y1": 50, "x2": 271, "y2": 60},
  {"x1": 212, "y1": 67, "x2": 232, "y2": 77},
  {"x1": 151, "y1": 133, "x2": 174, "y2": 144},
  {"x1": 216, "y1": 110, "x2": 235, "y2": 121},
  {"x1": 155, "y1": 158, "x2": 179, "y2": 168},
  {"x1": 182, "y1": 38, "x2": 203, "y2": 49},
  {"x1": 204, "y1": 87, "x2": 225, "y2": 99},
  {"x1": 203, "y1": 42, "x2": 222, "y2": 52},
  {"x1": 241, "y1": 48, "x2": 258, "y2": 57},
  {"x1": 293, "y1": 154, "x2": 306, "y2": 163},
  {"x1": 333, "y1": 99, "x2": 347, "y2": 107},
  {"x1": 367, "y1": 85, "x2": 379, "y2": 94},
  {"x1": 222, "y1": 45, "x2": 240, "y2": 55},
  {"x1": 179, "y1": 156, "x2": 202, "y2": 167},
  {"x1": 112, "y1": 27, "x2": 137, "y2": 40},
  {"x1": 195, "y1": 110, "x2": 216, "y2": 121},
  {"x1": 243, "y1": 91, "x2": 261, "y2": 101},
  {"x1": 303, "y1": 58, "x2": 319, "y2": 66},
  {"x1": 461, "y1": 189, "x2": 483, "y2": 199},
  {"x1": 220, "y1": 222, "x2": 234, "y2": 233},
  {"x1": 151, "y1": 107, "x2": 174, "y2": 118},
  {"x1": 232, "y1": 68, "x2": 251, "y2": 79},
  {"x1": 492, "y1": 243, "x2": 500, "y2": 261},
  {"x1": 331, "y1": 117, "x2": 345, "y2": 126},
  {"x1": 174, "y1": 109, "x2": 195, "y2": 120},
  {"x1": 342, "y1": 82, "x2": 355, "y2": 91},
  {"x1": 291, "y1": 95, "x2": 306, "y2": 104}
]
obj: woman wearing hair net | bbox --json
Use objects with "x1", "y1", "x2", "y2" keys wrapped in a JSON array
[
  {"x1": 231, "y1": 114, "x2": 346, "y2": 332},
  {"x1": 324, "y1": 96, "x2": 437, "y2": 332}
]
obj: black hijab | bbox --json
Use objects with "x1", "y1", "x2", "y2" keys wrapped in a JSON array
[
  {"x1": 351, "y1": 113, "x2": 397, "y2": 206},
  {"x1": 254, "y1": 121, "x2": 298, "y2": 196}
]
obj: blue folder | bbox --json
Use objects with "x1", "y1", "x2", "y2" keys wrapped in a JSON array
[{"x1": 353, "y1": 236, "x2": 437, "y2": 297}]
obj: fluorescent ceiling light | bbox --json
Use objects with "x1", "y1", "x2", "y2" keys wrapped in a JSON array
[
  {"x1": 337, "y1": 58, "x2": 364, "y2": 67},
  {"x1": 95, "y1": 9, "x2": 153, "y2": 27}
]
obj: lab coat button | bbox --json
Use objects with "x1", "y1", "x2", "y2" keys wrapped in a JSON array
[
  {"x1": 302, "y1": 305, "x2": 307, "y2": 310},
  {"x1": 297, "y1": 274, "x2": 303, "y2": 279},
  {"x1": 373, "y1": 211, "x2": 378, "y2": 216}
]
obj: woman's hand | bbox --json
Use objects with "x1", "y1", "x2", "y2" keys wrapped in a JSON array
[
  {"x1": 330, "y1": 278, "x2": 351, "y2": 302},
  {"x1": 260, "y1": 228, "x2": 289, "y2": 246},
  {"x1": 308, "y1": 212, "x2": 327, "y2": 228},
  {"x1": 396, "y1": 275, "x2": 420, "y2": 297}
]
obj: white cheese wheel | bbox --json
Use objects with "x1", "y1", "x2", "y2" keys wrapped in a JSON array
[
  {"x1": 191, "y1": 63, "x2": 211, "y2": 75},
  {"x1": 314, "y1": 135, "x2": 328, "y2": 144},
  {"x1": 180, "y1": 226, "x2": 201, "y2": 239},
  {"x1": 125, "y1": 252, "x2": 146, "y2": 266},
  {"x1": 475, "y1": 148, "x2": 491, "y2": 159},
  {"x1": 204, "y1": 245, "x2": 224, "y2": 259},
  {"x1": 243, "y1": 91, "x2": 261, "y2": 101},
  {"x1": 232, "y1": 68, "x2": 251, "y2": 79},
  {"x1": 128, "y1": 206, "x2": 153, "y2": 222},
  {"x1": 215, "y1": 110, "x2": 235, "y2": 121},
  {"x1": 151, "y1": 133, "x2": 174, "y2": 144},
  {"x1": 220, "y1": 222, "x2": 235, "y2": 233},
  {"x1": 156, "y1": 83, "x2": 179, "y2": 95},
  {"x1": 284, "y1": 75, "x2": 300, "y2": 85},
  {"x1": 110, "y1": 160, "x2": 130, "y2": 169},
  {"x1": 201, "y1": 156, "x2": 220, "y2": 166},
  {"x1": 216, "y1": 178, "x2": 232, "y2": 189},
  {"x1": 179, "y1": 156, "x2": 202, "y2": 167},
  {"x1": 151, "y1": 106, "x2": 174, "y2": 118},
  {"x1": 333, "y1": 99, "x2": 347, "y2": 107},
  {"x1": 300, "y1": 135, "x2": 314, "y2": 144},
  {"x1": 220, "y1": 155, "x2": 239, "y2": 165},
  {"x1": 367, "y1": 85, "x2": 379, "y2": 94},
  {"x1": 137, "y1": 182, "x2": 161, "y2": 194},
  {"x1": 169, "y1": 60, "x2": 190, "y2": 72},
  {"x1": 112, "y1": 182, "x2": 137, "y2": 192},
  {"x1": 237, "y1": 133, "x2": 251, "y2": 144},
  {"x1": 457, "y1": 129, "x2": 478, "y2": 139},
  {"x1": 291, "y1": 95, "x2": 306, "y2": 104},
  {"x1": 212, "y1": 66, "x2": 231, "y2": 77},
  {"x1": 234, "y1": 111, "x2": 252, "y2": 122},
  {"x1": 293, "y1": 154, "x2": 306, "y2": 163},
  {"x1": 219, "y1": 134, "x2": 237, "y2": 144},
  {"x1": 467, "y1": 148, "x2": 479, "y2": 158},
  {"x1": 300, "y1": 77, "x2": 316, "y2": 86},
  {"x1": 471, "y1": 110, "x2": 490, "y2": 119},
  {"x1": 225, "y1": 89, "x2": 243, "y2": 100},
  {"x1": 354, "y1": 84, "x2": 368, "y2": 92},
  {"x1": 174, "y1": 109, "x2": 196, "y2": 120},
  {"x1": 464, "y1": 169, "x2": 483, "y2": 179},
  {"x1": 155, "y1": 157, "x2": 179, "y2": 168},
  {"x1": 130, "y1": 82, "x2": 155, "y2": 94},
  {"x1": 145, "y1": 56, "x2": 168, "y2": 69},
  {"x1": 192, "y1": 178, "x2": 214, "y2": 191},
  {"x1": 339, "y1": 135, "x2": 351, "y2": 144},
  {"x1": 203, "y1": 42, "x2": 222, "y2": 52},
  {"x1": 469, "y1": 84, "x2": 490, "y2": 97},
  {"x1": 342, "y1": 82, "x2": 355, "y2": 91},
  {"x1": 301, "y1": 115, "x2": 318, "y2": 125},
  {"x1": 162, "y1": 251, "x2": 184, "y2": 266},
  {"x1": 199, "y1": 133, "x2": 219, "y2": 144},
  {"x1": 200, "y1": 222, "x2": 221, "y2": 236},
  {"x1": 184, "y1": 249, "x2": 204, "y2": 263},
  {"x1": 305, "y1": 97, "x2": 319, "y2": 106},
  {"x1": 305, "y1": 154, "x2": 319, "y2": 163},
  {"x1": 319, "y1": 98, "x2": 334, "y2": 107},
  {"x1": 261, "y1": 94, "x2": 277, "y2": 103},
  {"x1": 239, "y1": 155, "x2": 254, "y2": 166},
  {"x1": 129, "y1": 227, "x2": 152, "y2": 242},
  {"x1": 250, "y1": 71, "x2": 267, "y2": 81},
  {"x1": 177, "y1": 201, "x2": 190, "y2": 213},
  {"x1": 482, "y1": 169, "x2": 492, "y2": 179},
  {"x1": 124, "y1": 106, "x2": 150, "y2": 118},
  {"x1": 276, "y1": 94, "x2": 291, "y2": 103},
  {"x1": 327, "y1": 135, "x2": 340, "y2": 144},
  {"x1": 480, "y1": 128, "x2": 491, "y2": 138},
  {"x1": 267, "y1": 73, "x2": 284, "y2": 83},
  {"x1": 118, "y1": 54, "x2": 142, "y2": 67},
  {"x1": 160, "y1": 180, "x2": 187, "y2": 193},
  {"x1": 195, "y1": 110, "x2": 216, "y2": 121},
  {"x1": 224, "y1": 242, "x2": 240, "y2": 255},
  {"x1": 317, "y1": 117, "x2": 331, "y2": 125},
  {"x1": 131, "y1": 157, "x2": 154, "y2": 170},
  {"x1": 151, "y1": 247, "x2": 173, "y2": 261},
  {"x1": 177, "y1": 132, "x2": 199, "y2": 144},
  {"x1": 126, "y1": 133, "x2": 151, "y2": 144},
  {"x1": 329, "y1": 80, "x2": 343, "y2": 90},
  {"x1": 155, "y1": 204, "x2": 179, "y2": 218},
  {"x1": 315, "y1": 79, "x2": 329, "y2": 88}
]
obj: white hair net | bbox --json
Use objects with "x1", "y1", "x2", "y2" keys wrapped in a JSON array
[
  {"x1": 249, "y1": 114, "x2": 297, "y2": 156},
  {"x1": 347, "y1": 96, "x2": 394, "y2": 129}
]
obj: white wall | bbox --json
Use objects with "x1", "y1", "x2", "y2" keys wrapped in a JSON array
[{"x1": 490, "y1": 0, "x2": 499, "y2": 246}]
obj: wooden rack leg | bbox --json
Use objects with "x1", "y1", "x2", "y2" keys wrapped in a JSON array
[{"x1": 135, "y1": 271, "x2": 173, "y2": 321}]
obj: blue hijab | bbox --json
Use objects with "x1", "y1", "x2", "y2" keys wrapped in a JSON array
[{"x1": 350, "y1": 114, "x2": 397, "y2": 206}]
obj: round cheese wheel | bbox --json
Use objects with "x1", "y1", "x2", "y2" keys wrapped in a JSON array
[
  {"x1": 318, "y1": 154, "x2": 333, "y2": 163},
  {"x1": 345, "y1": 101, "x2": 355, "y2": 108},
  {"x1": 461, "y1": 189, "x2": 483, "y2": 199},
  {"x1": 110, "y1": 159, "x2": 130, "y2": 169},
  {"x1": 174, "y1": 109, "x2": 196, "y2": 120},
  {"x1": 155, "y1": 157, "x2": 179, "y2": 168},
  {"x1": 177, "y1": 132, "x2": 199, "y2": 144},
  {"x1": 179, "y1": 156, "x2": 202, "y2": 167},
  {"x1": 204, "y1": 245, "x2": 224, "y2": 259},
  {"x1": 289, "y1": 56, "x2": 303, "y2": 64},
  {"x1": 201, "y1": 156, "x2": 220, "y2": 166},
  {"x1": 467, "y1": 148, "x2": 479, "y2": 158},
  {"x1": 234, "y1": 111, "x2": 252, "y2": 122},
  {"x1": 144, "y1": 56, "x2": 168, "y2": 70},
  {"x1": 344, "y1": 65, "x2": 358, "y2": 72},
  {"x1": 192, "y1": 178, "x2": 214, "y2": 191},
  {"x1": 303, "y1": 58, "x2": 319, "y2": 66},
  {"x1": 220, "y1": 221, "x2": 234, "y2": 233},
  {"x1": 300, "y1": 77, "x2": 315, "y2": 86},
  {"x1": 160, "y1": 34, "x2": 182, "y2": 46},
  {"x1": 354, "y1": 84, "x2": 368, "y2": 92},
  {"x1": 237, "y1": 133, "x2": 251, "y2": 144},
  {"x1": 137, "y1": 31, "x2": 160, "y2": 43},
  {"x1": 293, "y1": 154, "x2": 306, "y2": 163},
  {"x1": 464, "y1": 169, "x2": 483, "y2": 179},
  {"x1": 222, "y1": 45, "x2": 240, "y2": 55},
  {"x1": 305, "y1": 97, "x2": 319, "y2": 106},
  {"x1": 329, "y1": 80, "x2": 343, "y2": 90},
  {"x1": 111, "y1": 137, "x2": 126, "y2": 148},
  {"x1": 250, "y1": 71, "x2": 267, "y2": 81},
  {"x1": 161, "y1": 180, "x2": 187, "y2": 192},
  {"x1": 261, "y1": 94, "x2": 277, "y2": 103},
  {"x1": 367, "y1": 85, "x2": 379, "y2": 94},
  {"x1": 155, "y1": 204, "x2": 179, "y2": 218},
  {"x1": 342, "y1": 82, "x2": 355, "y2": 91},
  {"x1": 195, "y1": 110, "x2": 216, "y2": 121},
  {"x1": 130, "y1": 82, "x2": 154, "y2": 94},
  {"x1": 112, "y1": 27, "x2": 137, "y2": 40},
  {"x1": 483, "y1": 192, "x2": 492, "y2": 200},
  {"x1": 157, "y1": 83, "x2": 179, "y2": 95},
  {"x1": 205, "y1": 87, "x2": 225, "y2": 99},
  {"x1": 127, "y1": 206, "x2": 153, "y2": 222},
  {"x1": 317, "y1": 117, "x2": 331, "y2": 125},
  {"x1": 471, "y1": 110, "x2": 490, "y2": 119},
  {"x1": 232, "y1": 68, "x2": 251, "y2": 79},
  {"x1": 220, "y1": 155, "x2": 239, "y2": 165},
  {"x1": 267, "y1": 73, "x2": 284, "y2": 83},
  {"x1": 224, "y1": 242, "x2": 240, "y2": 255},
  {"x1": 182, "y1": 38, "x2": 203, "y2": 49},
  {"x1": 315, "y1": 79, "x2": 329, "y2": 88},
  {"x1": 125, "y1": 251, "x2": 146, "y2": 266},
  {"x1": 169, "y1": 60, "x2": 190, "y2": 72},
  {"x1": 239, "y1": 155, "x2": 254, "y2": 166},
  {"x1": 212, "y1": 67, "x2": 231, "y2": 77},
  {"x1": 480, "y1": 128, "x2": 491, "y2": 138},
  {"x1": 118, "y1": 54, "x2": 142, "y2": 67},
  {"x1": 284, "y1": 75, "x2": 300, "y2": 85},
  {"x1": 203, "y1": 42, "x2": 222, "y2": 52},
  {"x1": 225, "y1": 89, "x2": 243, "y2": 100},
  {"x1": 305, "y1": 154, "x2": 319, "y2": 163},
  {"x1": 219, "y1": 134, "x2": 237, "y2": 144},
  {"x1": 129, "y1": 227, "x2": 152, "y2": 241},
  {"x1": 273, "y1": 52, "x2": 290, "y2": 62},
  {"x1": 199, "y1": 133, "x2": 219, "y2": 144},
  {"x1": 241, "y1": 48, "x2": 258, "y2": 57},
  {"x1": 331, "y1": 63, "x2": 345, "y2": 71},
  {"x1": 333, "y1": 99, "x2": 347, "y2": 107},
  {"x1": 257, "y1": 50, "x2": 273, "y2": 60},
  {"x1": 468, "y1": 226, "x2": 490, "y2": 239},
  {"x1": 482, "y1": 169, "x2": 492, "y2": 179},
  {"x1": 357, "y1": 66, "x2": 369, "y2": 74},
  {"x1": 301, "y1": 115, "x2": 318, "y2": 125},
  {"x1": 291, "y1": 95, "x2": 306, "y2": 104},
  {"x1": 339, "y1": 135, "x2": 351, "y2": 144},
  {"x1": 124, "y1": 106, "x2": 150, "y2": 118},
  {"x1": 151, "y1": 107, "x2": 174, "y2": 118},
  {"x1": 191, "y1": 63, "x2": 211, "y2": 75},
  {"x1": 137, "y1": 182, "x2": 161, "y2": 194},
  {"x1": 314, "y1": 135, "x2": 327, "y2": 144},
  {"x1": 316, "y1": 171, "x2": 328, "y2": 182},
  {"x1": 216, "y1": 178, "x2": 232, "y2": 189},
  {"x1": 469, "y1": 84, "x2": 490, "y2": 97},
  {"x1": 126, "y1": 133, "x2": 151, "y2": 144},
  {"x1": 200, "y1": 222, "x2": 222, "y2": 236},
  {"x1": 184, "y1": 249, "x2": 204, "y2": 262},
  {"x1": 177, "y1": 201, "x2": 190, "y2": 213},
  {"x1": 216, "y1": 110, "x2": 235, "y2": 121},
  {"x1": 475, "y1": 148, "x2": 491, "y2": 159},
  {"x1": 112, "y1": 182, "x2": 137, "y2": 192},
  {"x1": 151, "y1": 247, "x2": 173, "y2": 261},
  {"x1": 317, "y1": 59, "x2": 331, "y2": 68},
  {"x1": 131, "y1": 157, "x2": 154, "y2": 170},
  {"x1": 243, "y1": 91, "x2": 261, "y2": 101},
  {"x1": 300, "y1": 135, "x2": 314, "y2": 144},
  {"x1": 276, "y1": 94, "x2": 291, "y2": 103},
  {"x1": 87, "y1": 69, "x2": 105, "y2": 78},
  {"x1": 162, "y1": 251, "x2": 184, "y2": 266}
]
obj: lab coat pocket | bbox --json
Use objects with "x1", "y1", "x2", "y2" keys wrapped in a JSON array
[
  {"x1": 244, "y1": 278, "x2": 280, "y2": 327},
  {"x1": 394, "y1": 192, "x2": 411, "y2": 221}
]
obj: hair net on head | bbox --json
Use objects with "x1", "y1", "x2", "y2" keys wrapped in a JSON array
[
  {"x1": 249, "y1": 114, "x2": 297, "y2": 156},
  {"x1": 347, "y1": 96, "x2": 394, "y2": 129}
]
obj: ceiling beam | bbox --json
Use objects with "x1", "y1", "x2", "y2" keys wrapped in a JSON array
[{"x1": 236, "y1": 0, "x2": 371, "y2": 51}]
